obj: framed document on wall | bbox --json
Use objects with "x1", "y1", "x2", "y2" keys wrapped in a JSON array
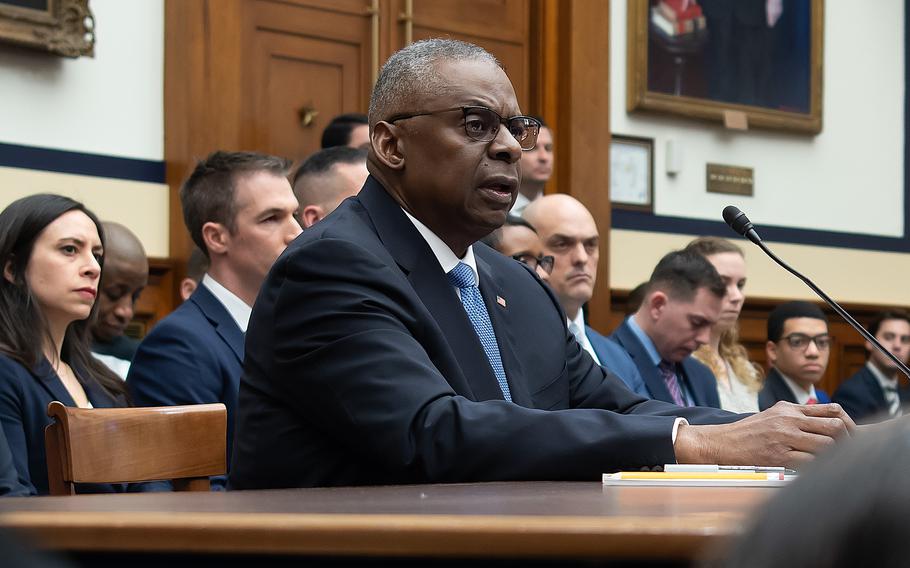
[
  {"x1": 610, "y1": 134, "x2": 654, "y2": 212},
  {"x1": 0, "y1": 0, "x2": 94, "y2": 58}
]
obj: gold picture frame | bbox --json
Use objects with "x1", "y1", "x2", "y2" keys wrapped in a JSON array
[
  {"x1": 626, "y1": 0, "x2": 823, "y2": 134},
  {"x1": 0, "y1": 0, "x2": 94, "y2": 58}
]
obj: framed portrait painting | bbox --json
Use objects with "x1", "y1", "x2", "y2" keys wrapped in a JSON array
[
  {"x1": 0, "y1": 0, "x2": 94, "y2": 58},
  {"x1": 626, "y1": 0, "x2": 823, "y2": 134}
]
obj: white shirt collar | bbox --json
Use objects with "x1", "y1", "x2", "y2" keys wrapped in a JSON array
[
  {"x1": 202, "y1": 274, "x2": 252, "y2": 333},
  {"x1": 401, "y1": 208, "x2": 478, "y2": 284},
  {"x1": 866, "y1": 361, "x2": 899, "y2": 390},
  {"x1": 510, "y1": 190, "x2": 542, "y2": 215},
  {"x1": 567, "y1": 310, "x2": 601, "y2": 366},
  {"x1": 778, "y1": 370, "x2": 818, "y2": 405}
]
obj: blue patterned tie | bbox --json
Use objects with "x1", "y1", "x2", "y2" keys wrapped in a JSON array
[{"x1": 447, "y1": 262, "x2": 512, "y2": 402}]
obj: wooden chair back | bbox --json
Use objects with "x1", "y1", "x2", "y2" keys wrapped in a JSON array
[{"x1": 45, "y1": 401, "x2": 227, "y2": 495}]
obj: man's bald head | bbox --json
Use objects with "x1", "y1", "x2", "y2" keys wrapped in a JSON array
[
  {"x1": 92, "y1": 222, "x2": 148, "y2": 343},
  {"x1": 102, "y1": 221, "x2": 147, "y2": 267},
  {"x1": 523, "y1": 195, "x2": 600, "y2": 319}
]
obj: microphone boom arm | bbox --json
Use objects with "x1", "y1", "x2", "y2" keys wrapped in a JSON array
[{"x1": 725, "y1": 208, "x2": 910, "y2": 381}]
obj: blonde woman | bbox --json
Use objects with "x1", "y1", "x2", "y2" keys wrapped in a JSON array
[{"x1": 686, "y1": 237, "x2": 763, "y2": 413}]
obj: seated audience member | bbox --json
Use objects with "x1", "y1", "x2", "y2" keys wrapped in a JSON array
[
  {"x1": 229, "y1": 39, "x2": 852, "y2": 490},
  {"x1": 510, "y1": 116, "x2": 552, "y2": 215},
  {"x1": 523, "y1": 195, "x2": 647, "y2": 396},
  {"x1": 713, "y1": 420, "x2": 910, "y2": 568},
  {"x1": 611, "y1": 251, "x2": 724, "y2": 408},
  {"x1": 480, "y1": 214, "x2": 553, "y2": 282},
  {"x1": 625, "y1": 282, "x2": 648, "y2": 316},
  {"x1": 128, "y1": 152, "x2": 301, "y2": 486},
  {"x1": 179, "y1": 246, "x2": 209, "y2": 302},
  {"x1": 833, "y1": 310, "x2": 910, "y2": 423},
  {"x1": 292, "y1": 146, "x2": 368, "y2": 228},
  {"x1": 687, "y1": 237, "x2": 762, "y2": 413},
  {"x1": 0, "y1": 194, "x2": 132, "y2": 495},
  {"x1": 321, "y1": 113, "x2": 370, "y2": 149},
  {"x1": 89, "y1": 222, "x2": 148, "y2": 379},
  {"x1": 759, "y1": 301, "x2": 832, "y2": 410}
]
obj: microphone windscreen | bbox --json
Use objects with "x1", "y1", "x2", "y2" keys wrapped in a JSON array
[{"x1": 722, "y1": 206, "x2": 753, "y2": 236}]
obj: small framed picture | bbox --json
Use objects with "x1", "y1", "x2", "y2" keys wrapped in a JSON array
[{"x1": 610, "y1": 134, "x2": 654, "y2": 211}]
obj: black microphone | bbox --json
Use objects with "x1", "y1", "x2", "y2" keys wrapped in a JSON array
[{"x1": 722, "y1": 206, "x2": 910, "y2": 381}]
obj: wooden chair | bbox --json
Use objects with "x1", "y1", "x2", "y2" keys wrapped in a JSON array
[{"x1": 45, "y1": 401, "x2": 227, "y2": 495}]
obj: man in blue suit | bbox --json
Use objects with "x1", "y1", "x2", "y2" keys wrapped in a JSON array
[
  {"x1": 127, "y1": 151, "x2": 301, "y2": 485},
  {"x1": 610, "y1": 251, "x2": 723, "y2": 408},
  {"x1": 523, "y1": 194, "x2": 648, "y2": 397},
  {"x1": 834, "y1": 310, "x2": 910, "y2": 423},
  {"x1": 229, "y1": 39, "x2": 853, "y2": 490},
  {"x1": 760, "y1": 301, "x2": 832, "y2": 410}
]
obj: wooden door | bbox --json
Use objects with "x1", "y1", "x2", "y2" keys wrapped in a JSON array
[{"x1": 242, "y1": 0, "x2": 375, "y2": 163}]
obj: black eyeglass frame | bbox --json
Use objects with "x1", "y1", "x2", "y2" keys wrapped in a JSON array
[
  {"x1": 512, "y1": 254, "x2": 554, "y2": 274},
  {"x1": 779, "y1": 332, "x2": 832, "y2": 351},
  {"x1": 386, "y1": 106, "x2": 541, "y2": 151}
]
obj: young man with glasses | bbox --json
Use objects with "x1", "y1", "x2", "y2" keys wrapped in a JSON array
[
  {"x1": 760, "y1": 301, "x2": 833, "y2": 410},
  {"x1": 834, "y1": 310, "x2": 910, "y2": 423}
]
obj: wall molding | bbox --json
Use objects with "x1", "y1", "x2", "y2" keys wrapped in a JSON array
[{"x1": 0, "y1": 142, "x2": 165, "y2": 184}]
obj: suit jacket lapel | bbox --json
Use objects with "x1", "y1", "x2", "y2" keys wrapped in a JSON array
[
  {"x1": 358, "y1": 178, "x2": 501, "y2": 401},
  {"x1": 31, "y1": 358, "x2": 76, "y2": 406},
  {"x1": 768, "y1": 368, "x2": 798, "y2": 404},
  {"x1": 191, "y1": 285, "x2": 245, "y2": 363},
  {"x1": 615, "y1": 321, "x2": 674, "y2": 403},
  {"x1": 862, "y1": 367, "x2": 889, "y2": 408},
  {"x1": 476, "y1": 253, "x2": 531, "y2": 407}
]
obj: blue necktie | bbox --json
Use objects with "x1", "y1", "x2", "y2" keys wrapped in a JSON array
[{"x1": 447, "y1": 262, "x2": 512, "y2": 402}]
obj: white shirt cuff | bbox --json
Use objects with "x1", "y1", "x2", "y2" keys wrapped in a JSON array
[{"x1": 671, "y1": 417, "x2": 689, "y2": 446}]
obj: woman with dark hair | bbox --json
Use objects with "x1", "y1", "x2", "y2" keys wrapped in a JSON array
[
  {"x1": 0, "y1": 194, "x2": 130, "y2": 495},
  {"x1": 686, "y1": 237, "x2": 763, "y2": 413}
]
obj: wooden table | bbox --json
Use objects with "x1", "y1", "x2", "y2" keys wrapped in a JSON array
[{"x1": 0, "y1": 482, "x2": 774, "y2": 565}]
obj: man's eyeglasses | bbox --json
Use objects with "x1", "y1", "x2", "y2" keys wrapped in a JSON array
[
  {"x1": 387, "y1": 106, "x2": 541, "y2": 151},
  {"x1": 512, "y1": 254, "x2": 554, "y2": 274},
  {"x1": 780, "y1": 333, "x2": 832, "y2": 351}
]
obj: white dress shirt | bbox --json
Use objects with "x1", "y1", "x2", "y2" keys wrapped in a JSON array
[
  {"x1": 779, "y1": 372, "x2": 820, "y2": 405},
  {"x1": 866, "y1": 361, "x2": 902, "y2": 417},
  {"x1": 202, "y1": 274, "x2": 252, "y2": 332},
  {"x1": 402, "y1": 209, "x2": 478, "y2": 290},
  {"x1": 567, "y1": 310, "x2": 602, "y2": 366}
]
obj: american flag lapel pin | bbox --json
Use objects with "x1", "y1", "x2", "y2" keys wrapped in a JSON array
[{"x1": 496, "y1": 295, "x2": 506, "y2": 308}]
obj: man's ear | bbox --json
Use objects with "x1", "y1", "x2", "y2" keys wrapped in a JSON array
[
  {"x1": 371, "y1": 121, "x2": 405, "y2": 170},
  {"x1": 647, "y1": 291, "x2": 668, "y2": 320},
  {"x1": 301, "y1": 205, "x2": 325, "y2": 229},
  {"x1": 201, "y1": 222, "x2": 229, "y2": 256},
  {"x1": 766, "y1": 340, "x2": 778, "y2": 365}
]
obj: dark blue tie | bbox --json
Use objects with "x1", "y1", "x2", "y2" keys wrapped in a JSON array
[{"x1": 447, "y1": 262, "x2": 512, "y2": 402}]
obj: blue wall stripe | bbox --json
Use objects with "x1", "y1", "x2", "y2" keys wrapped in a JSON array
[
  {"x1": 612, "y1": 209, "x2": 910, "y2": 253},
  {"x1": 0, "y1": 142, "x2": 165, "y2": 184}
]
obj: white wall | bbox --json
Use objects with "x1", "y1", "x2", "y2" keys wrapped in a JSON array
[
  {"x1": 0, "y1": 0, "x2": 167, "y2": 256},
  {"x1": 0, "y1": 0, "x2": 164, "y2": 161},
  {"x1": 610, "y1": 0, "x2": 905, "y2": 237}
]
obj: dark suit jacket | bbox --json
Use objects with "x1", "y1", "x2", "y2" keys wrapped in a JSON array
[
  {"x1": 609, "y1": 319, "x2": 722, "y2": 409},
  {"x1": 230, "y1": 177, "x2": 740, "y2": 489},
  {"x1": 833, "y1": 365, "x2": 910, "y2": 424},
  {"x1": 759, "y1": 368, "x2": 831, "y2": 411},
  {"x1": 128, "y1": 284, "x2": 244, "y2": 487},
  {"x1": 586, "y1": 326, "x2": 649, "y2": 398},
  {"x1": 0, "y1": 354, "x2": 126, "y2": 495}
]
